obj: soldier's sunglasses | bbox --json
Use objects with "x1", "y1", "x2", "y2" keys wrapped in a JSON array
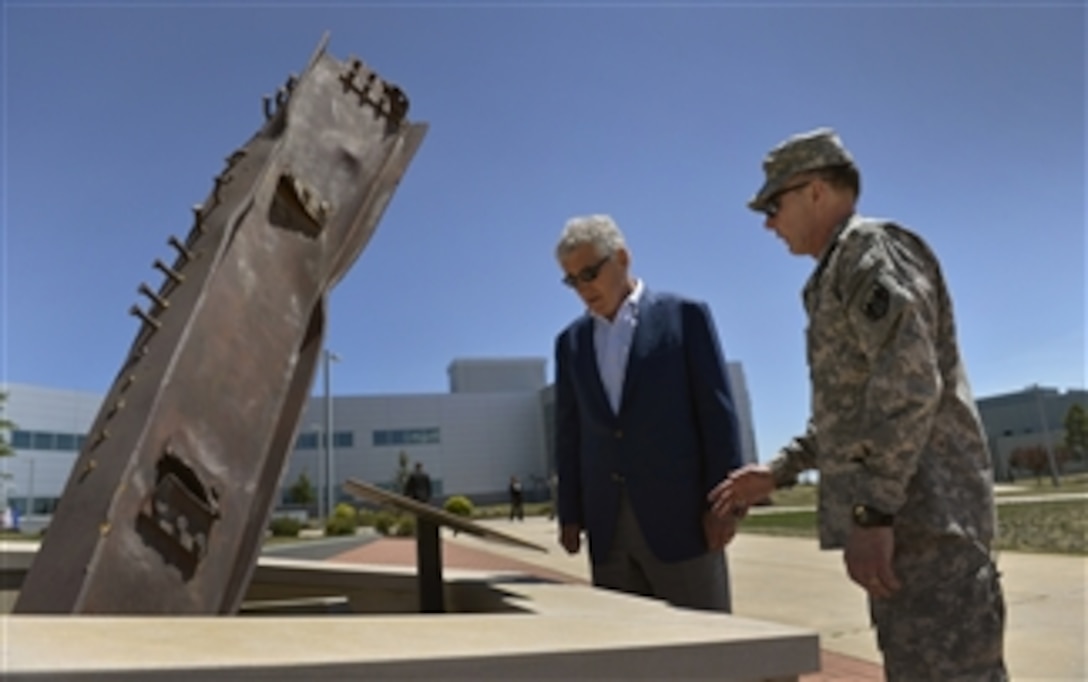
[
  {"x1": 763, "y1": 181, "x2": 812, "y2": 217},
  {"x1": 562, "y1": 254, "x2": 612, "y2": 288}
]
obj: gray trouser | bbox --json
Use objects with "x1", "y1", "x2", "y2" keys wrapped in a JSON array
[
  {"x1": 591, "y1": 490, "x2": 731, "y2": 612},
  {"x1": 870, "y1": 537, "x2": 1007, "y2": 681}
]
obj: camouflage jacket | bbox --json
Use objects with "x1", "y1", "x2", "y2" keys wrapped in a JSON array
[{"x1": 769, "y1": 215, "x2": 997, "y2": 549}]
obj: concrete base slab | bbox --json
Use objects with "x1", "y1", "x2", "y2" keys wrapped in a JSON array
[{"x1": 1, "y1": 542, "x2": 820, "y2": 681}]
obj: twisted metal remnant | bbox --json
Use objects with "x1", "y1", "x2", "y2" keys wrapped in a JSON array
[{"x1": 15, "y1": 35, "x2": 428, "y2": 614}]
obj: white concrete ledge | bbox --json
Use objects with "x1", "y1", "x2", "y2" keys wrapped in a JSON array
[
  {"x1": 3, "y1": 602, "x2": 818, "y2": 680},
  {"x1": 1, "y1": 542, "x2": 820, "y2": 681}
]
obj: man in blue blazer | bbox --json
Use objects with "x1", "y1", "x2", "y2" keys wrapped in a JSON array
[{"x1": 554, "y1": 214, "x2": 745, "y2": 612}]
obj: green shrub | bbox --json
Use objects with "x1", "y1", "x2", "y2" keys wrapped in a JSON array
[
  {"x1": 393, "y1": 514, "x2": 416, "y2": 537},
  {"x1": 269, "y1": 516, "x2": 303, "y2": 537},
  {"x1": 444, "y1": 495, "x2": 474, "y2": 518},
  {"x1": 325, "y1": 515, "x2": 357, "y2": 536},
  {"x1": 325, "y1": 503, "x2": 358, "y2": 536},
  {"x1": 373, "y1": 510, "x2": 398, "y2": 535},
  {"x1": 331, "y1": 502, "x2": 357, "y2": 520},
  {"x1": 356, "y1": 508, "x2": 379, "y2": 527}
]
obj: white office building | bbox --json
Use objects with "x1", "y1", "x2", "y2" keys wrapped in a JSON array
[
  {"x1": 0, "y1": 384, "x2": 101, "y2": 516},
  {"x1": 976, "y1": 386, "x2": 1088, "y2": 481},
  {"x1": 1, "y1": 357, "x2": 759, "y2": 518}
]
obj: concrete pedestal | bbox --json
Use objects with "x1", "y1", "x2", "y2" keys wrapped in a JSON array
[{"x1": 1, "y1": 542, "x2": 819, "y2": 681}]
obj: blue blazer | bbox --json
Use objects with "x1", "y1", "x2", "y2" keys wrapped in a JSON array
[{"x1": 554, "y1": 289, "x2": 744, "y2": 564}]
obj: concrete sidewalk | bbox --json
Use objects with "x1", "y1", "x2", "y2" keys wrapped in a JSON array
[{"x1": 432, "y1": 516, "x2": 1086, "y2": 682}]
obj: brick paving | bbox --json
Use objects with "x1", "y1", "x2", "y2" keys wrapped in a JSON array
[{"x1": 328, "y1": 537, "x2": 884, "y2": 681}]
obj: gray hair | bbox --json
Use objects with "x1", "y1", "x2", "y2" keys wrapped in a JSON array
[{"x1": 555, "y1": 214, "x2": 626, "y2": 261}]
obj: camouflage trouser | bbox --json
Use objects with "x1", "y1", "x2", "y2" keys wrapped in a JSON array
[{"x1": 869, "y1": 537, "x2": 1007, "y2": 682}]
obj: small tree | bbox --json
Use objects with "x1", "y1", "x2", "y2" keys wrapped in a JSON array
[
  {"x1": 286, "y1": 471, "x2": 316, "y2": 506},
  {"x1": 1009, "y1": 446, "x2": 1065, "y2": 484},
  {"x1": 1063, "y1": 404, "x2": 1088, "y2": 459},
  {"x1": 0, "y1": 393, "x2": 14, "y2": 515},
  {"x1": 0, "y1": 391, "x2": 15, "y2": 459},
  {"x1": 394, "y1": 450, "x2": 410, "y2": 492}
]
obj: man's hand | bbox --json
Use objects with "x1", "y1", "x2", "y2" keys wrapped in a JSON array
[
  {"x1": 844, "y1": 526, "x2": 902, "y2": 599},
  {"x1": 559, "y1": 523, "x2": 583, "y2": 555},
  {"x1": 702, "y1": 510, "x2": 739, "y2": 551},
  {"x1": 707, "y1": 464, "x2": 775, "y2": 519}
]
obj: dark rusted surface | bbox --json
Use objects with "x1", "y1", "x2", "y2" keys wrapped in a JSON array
[{"x1": 14, "y1": 35, "x2": 427, "y2": 614}]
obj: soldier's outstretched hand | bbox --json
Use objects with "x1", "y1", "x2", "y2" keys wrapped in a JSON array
[{"x1": 708, "y1": 464, "x2": 776, "y2": 519}]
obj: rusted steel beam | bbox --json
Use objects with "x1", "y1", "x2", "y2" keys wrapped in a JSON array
[{"x1": 14, "y1": 35, "x2": 427, "y2": 614}]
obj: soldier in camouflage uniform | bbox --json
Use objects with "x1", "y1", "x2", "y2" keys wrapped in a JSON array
[{"x1": 708, "y1": 128, "x2": 1007, "y2": 681}]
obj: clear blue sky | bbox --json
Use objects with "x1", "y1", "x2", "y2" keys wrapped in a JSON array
[{"x1": 3, "y1": 1, "x2": 1084, "y2": 462}]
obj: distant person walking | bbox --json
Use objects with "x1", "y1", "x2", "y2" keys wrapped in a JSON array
[
  {"x1": 403, "y1": 462, "x2": 433, "y2": 504},
  {"x1": 547, "y1": 472, "x2": 558, "y2": 520},
  {"x1": 508, "y1": 476, "x2": 525, "y2": 521}
]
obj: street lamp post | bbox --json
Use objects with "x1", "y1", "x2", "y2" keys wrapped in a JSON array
[
  {"x1": 309, "y1": 421, "x2": 324, "y2": 520},
  {"x1": 323, "y1": 349, "x2": 340, "y2": 520},
  {"x1": 1032, "y1": 384, "x2": 1061, "y2": 488}
]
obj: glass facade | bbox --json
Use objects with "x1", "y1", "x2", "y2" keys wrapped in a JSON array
[
  {"x1": 10, "y1": 429, "x2": 355, "y2": 453},
  {"x1": 294, "y1": 430, "x2": 354, "y2": 450},
  {"x1": 10, "y1": 430, "x2": 85, "y2": 452},
  {"x1": 372, "y1": 427, "x2": 440, "y2": 447},
  {"x1": 7, "y1": 498, "x2": 58, "y2": 516}
]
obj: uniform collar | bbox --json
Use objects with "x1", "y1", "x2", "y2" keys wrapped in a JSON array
[{"x1": 804, "y1": 214, "x2": 859, "y2": 299}]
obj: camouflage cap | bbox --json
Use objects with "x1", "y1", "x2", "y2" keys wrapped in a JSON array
[{"x1": 748, "y1": 128, "x2": 855, "y2": 213}]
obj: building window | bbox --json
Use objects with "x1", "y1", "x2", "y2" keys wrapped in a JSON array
[
  {"x1": 295, "y1": 430, "x2": 353, "y2": 450},
  {"x1": 30, "y1": 498, "x2": 59, "y2": 515},
  {"x1": 372, "y1": 427, "x2": 440, "y2": 447},
  {"x1": 9, "y1": 430, "x2": 90, "y2": 451}
]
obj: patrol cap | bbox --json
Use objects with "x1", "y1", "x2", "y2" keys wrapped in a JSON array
[{"x1": 748, "y1": 128, "x2": 855, "y2": 213}]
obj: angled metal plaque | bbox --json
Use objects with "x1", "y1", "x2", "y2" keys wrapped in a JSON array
[
  {"x1": 344, "y1": 478, "x2": 548, "y2": 553},
  {"x1": 344, "y1": 478, "x2": 547, "y2": 613}
]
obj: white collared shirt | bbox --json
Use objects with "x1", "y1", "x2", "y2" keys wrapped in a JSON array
[{"x1": 592, "y1": 279, "x2": 643, "y2": 414}]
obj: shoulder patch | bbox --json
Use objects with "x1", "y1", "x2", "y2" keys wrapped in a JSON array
[{"x1": 863, "y1": 282, "x2": 890, "y2": 321}]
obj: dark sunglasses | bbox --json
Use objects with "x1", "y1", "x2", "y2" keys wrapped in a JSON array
[
  {"x1": 562, "y1": 254, "x2": 611, "y2": 288},
  {"x1": 763, "y1": 181, "x2": 812, "y2": 217}
]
